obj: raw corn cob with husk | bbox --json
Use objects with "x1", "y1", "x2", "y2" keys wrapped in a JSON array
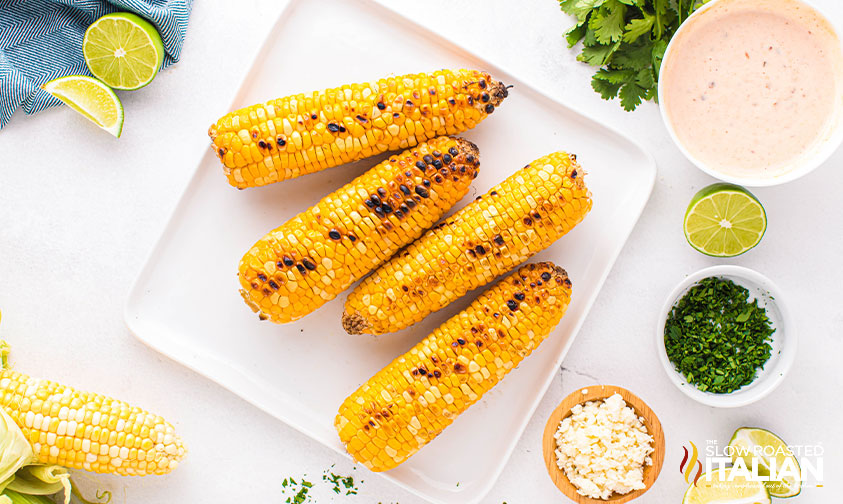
[
  {"x1": 0, "y1": 341, "x2": 185, "y2": 477},
  {"x1": 239, "y1": 136, "x2": 480, "y2": 323},
  {"x1": 208, "y1": 69, "x2": 507, "y2": 188},
  {"x1": 335, "y1": 262, "x2": 572, "y2": 471},
  {"x1": 342, "y1": 151, "x2": 591, "y2": 335}
]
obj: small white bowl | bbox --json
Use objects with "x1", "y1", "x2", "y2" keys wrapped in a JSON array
[
  {"x1": 657, "y1": 0, "x2": 843, "y2": 187},
  {"x1": 655, "y1": 265, "x2": 796, "y2": 408}
]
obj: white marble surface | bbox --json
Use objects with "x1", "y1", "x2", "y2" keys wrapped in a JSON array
[{"x1": 0, "y1": 0, "x2": 840, "y2": 502}]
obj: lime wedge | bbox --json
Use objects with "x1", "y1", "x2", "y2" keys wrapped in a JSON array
[
  {"x1": 728, "y1": 427, "x2": 802, "y2": 498},
  {"x1": 42, "y1": 76, "x2": 124, "y2": 137},
  {"x1": 83, "y1": 12, "x2": 164, "y2": 90},
  {"x1": 683, "y1": 466, "x2": 771, "y2": 504},
  {"x1": 684, "y1": 183, "x2": 766, "y2": 257}
]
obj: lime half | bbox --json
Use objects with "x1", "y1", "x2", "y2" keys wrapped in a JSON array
[
  {"x1": 684, "y1": 183, "x2": 767, "y2": 257},
  {"x1": 728, "y1": 427, "x2": 802, "y2": 498},
  {"x1": 682, "y1": 466, "x2": 771, "y2": 504},
  {"x1": 83, "y1": 12, "x2": 164, "y2": 90},
  {"x1": 42, "y1": 76, "x2": 124, "y2": 137}
]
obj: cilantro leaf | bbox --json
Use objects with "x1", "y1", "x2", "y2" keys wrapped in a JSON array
[
  {"x1": 565, "y1": 22, "x2": 588, "y2": 47},
  {"x1": 623, "y1": 14, "x2": 654, "y2": 43},
  {"x1": 619, "y1": 81, "x2": 648, "y2": 111},
  {"x1": 591, "y1": 0, "x2": 627, "y2": 44},
  {"x1": 560, "y1": 0, "x2": 602, "y2": 24},
  {"x1": 611, "y1": 40, "x2": 653, "y2": 70},
  {"x1": 577, "y1": 41, "x2": 620, "y2": 66},
  {"x1": 636, "y1": 67, "x2": 655, "y2": 90},
  {"x1": 583, "y1": 26, "x2": 599, "y2": 46},
  {"x1": 594, "y1": 67, "x2": 635, "y2": 84},
  {"x1": 651, "y1": 38, "x2": 668, "y2": 80},
  {"x1": 591, "y1": 76, "x2": 623, "y2": 99}
]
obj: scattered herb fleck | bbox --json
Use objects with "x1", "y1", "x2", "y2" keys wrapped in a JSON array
[
  {"x1": 323, "y1": 466, "x2": 360, "y2": 495},
  {"x1": 281, "y1": 476, "x2": 313, "y2": 504},
  {"x1": 282, "y1": 466, "x2": 362, "y2": 502},
  {"x1": 558, "y1": 0, "x2": 708, "y2": 110},
  {"x1": 664, "y1": 276, "x2": 774, "y2": 393}
]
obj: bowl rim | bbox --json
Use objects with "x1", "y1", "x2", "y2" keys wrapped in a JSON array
[
  {"x1": 654, "y1": 265, "x2": 797, "y2": 408},
  {"x1": 657, "y1": 0, "x2": 843, "y2": 187},
  {"x1": 541, "y1": 385, "x2": 666, "y2": 503}
]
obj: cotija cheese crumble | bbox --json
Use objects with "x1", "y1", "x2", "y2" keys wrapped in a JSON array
[{"x1": 554, "y1": 392, "x2": 654, "y2": 499}]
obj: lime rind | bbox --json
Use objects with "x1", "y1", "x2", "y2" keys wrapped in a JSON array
[
  {"x1": 728, "y1": 427, "x2": 802, "y2": 498},
  {"x1": 682, "y1": 466, "x2": 772, "y2": 504},
  {"x1": 83, "y1": 12, "x2": 164, "y2": 91},
  {"x1": 42, "y1": 75, "x2": 124, "y2": 137},
  {"x1": 683, "y1": 184, "x2": 767, "y2": 257}
]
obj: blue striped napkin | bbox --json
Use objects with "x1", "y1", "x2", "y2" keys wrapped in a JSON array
[{"x1": 0, "y1": 0, "x2": 193, "y2": 129}]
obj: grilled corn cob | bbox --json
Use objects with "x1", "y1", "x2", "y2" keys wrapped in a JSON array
[
  {"x1": 0, "y1": 347, "x2": 185, "y2": 476},
  {"x1": 209, "y1": 69, "x2": 507, "y2": 188},
  {"x1": 239, "y1": 136, "x2": 480, "y2": 323},
  {"x1": 336, "y1": 262, "x2": 572, "y2": 471},
  {"x1": 342, "y1": 151, "x2": 591, "y2": 335}
]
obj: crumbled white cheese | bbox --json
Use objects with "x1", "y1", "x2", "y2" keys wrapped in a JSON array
[{"x1": 554, "y1": 393, "x2": 654, "y2": 500}]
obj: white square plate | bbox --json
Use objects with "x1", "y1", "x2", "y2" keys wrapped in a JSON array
[{"x1": 125, "y1": 0, "x2": 656, "y2": 502}]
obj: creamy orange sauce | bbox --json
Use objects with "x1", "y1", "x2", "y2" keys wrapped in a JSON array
[{"x1": 661, "y1": 0, "x2": 843, "y2": 179}]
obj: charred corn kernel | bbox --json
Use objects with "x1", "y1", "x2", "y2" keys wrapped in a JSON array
[
  {"x1": 336, "y1": 262, "x2": 572, "y2": 471},
  {"x1": 0, "y1": 368, "x2": 185, "y2": 476},
  {"x1": 342, "y1": 152, "x2": 591, "y2": 335},
  {"x1": 209, "y1": 69, "x2": 507, "y2": 188},
  {"x1": 239, "y1": 137, "x2": 481, "y2": 323}
]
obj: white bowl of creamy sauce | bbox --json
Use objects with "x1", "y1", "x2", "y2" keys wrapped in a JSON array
[{"x1": 659, "y1": 0, "x2": 843, "y2": 186}]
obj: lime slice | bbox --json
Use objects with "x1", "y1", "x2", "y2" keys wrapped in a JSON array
[
  {"x1": 683, "y1": 466, "x2": 771, "y2": 504},
  {"x1": 83, "y1": 12, "x2": 164, "y2": 90},
  {"x1": 42, "y1": 75, "x2": 124, "y2": 137},
  {"x1": 728, "y1": 427, "x2": 802, "y2": 498},
  {"x1": 684, "y1": 183, "x2": 767, "y2": 257}
]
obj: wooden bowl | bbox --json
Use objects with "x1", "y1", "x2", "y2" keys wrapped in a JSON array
[{"x1": 541, "y1": 385, "x2": 665, "y2": 503}]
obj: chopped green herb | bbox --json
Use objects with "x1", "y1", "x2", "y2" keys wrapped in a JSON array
[
  {"x1": 322, "y1": 467, "x2": 360, "y2": 495},
  {"x1": 281, "y1": 475, "x2": 312, "y2": 503},
  {"x1": 558, "y1": 0, "x2": 709, "y2": 110},
  {"x1": 664, "y1": 276, "x2": 774, "y2": 393}
]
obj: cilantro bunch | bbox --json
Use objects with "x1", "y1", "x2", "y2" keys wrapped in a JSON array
[{"x1": 559, "y1": 0, "x2": 706, "y2": 111}]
